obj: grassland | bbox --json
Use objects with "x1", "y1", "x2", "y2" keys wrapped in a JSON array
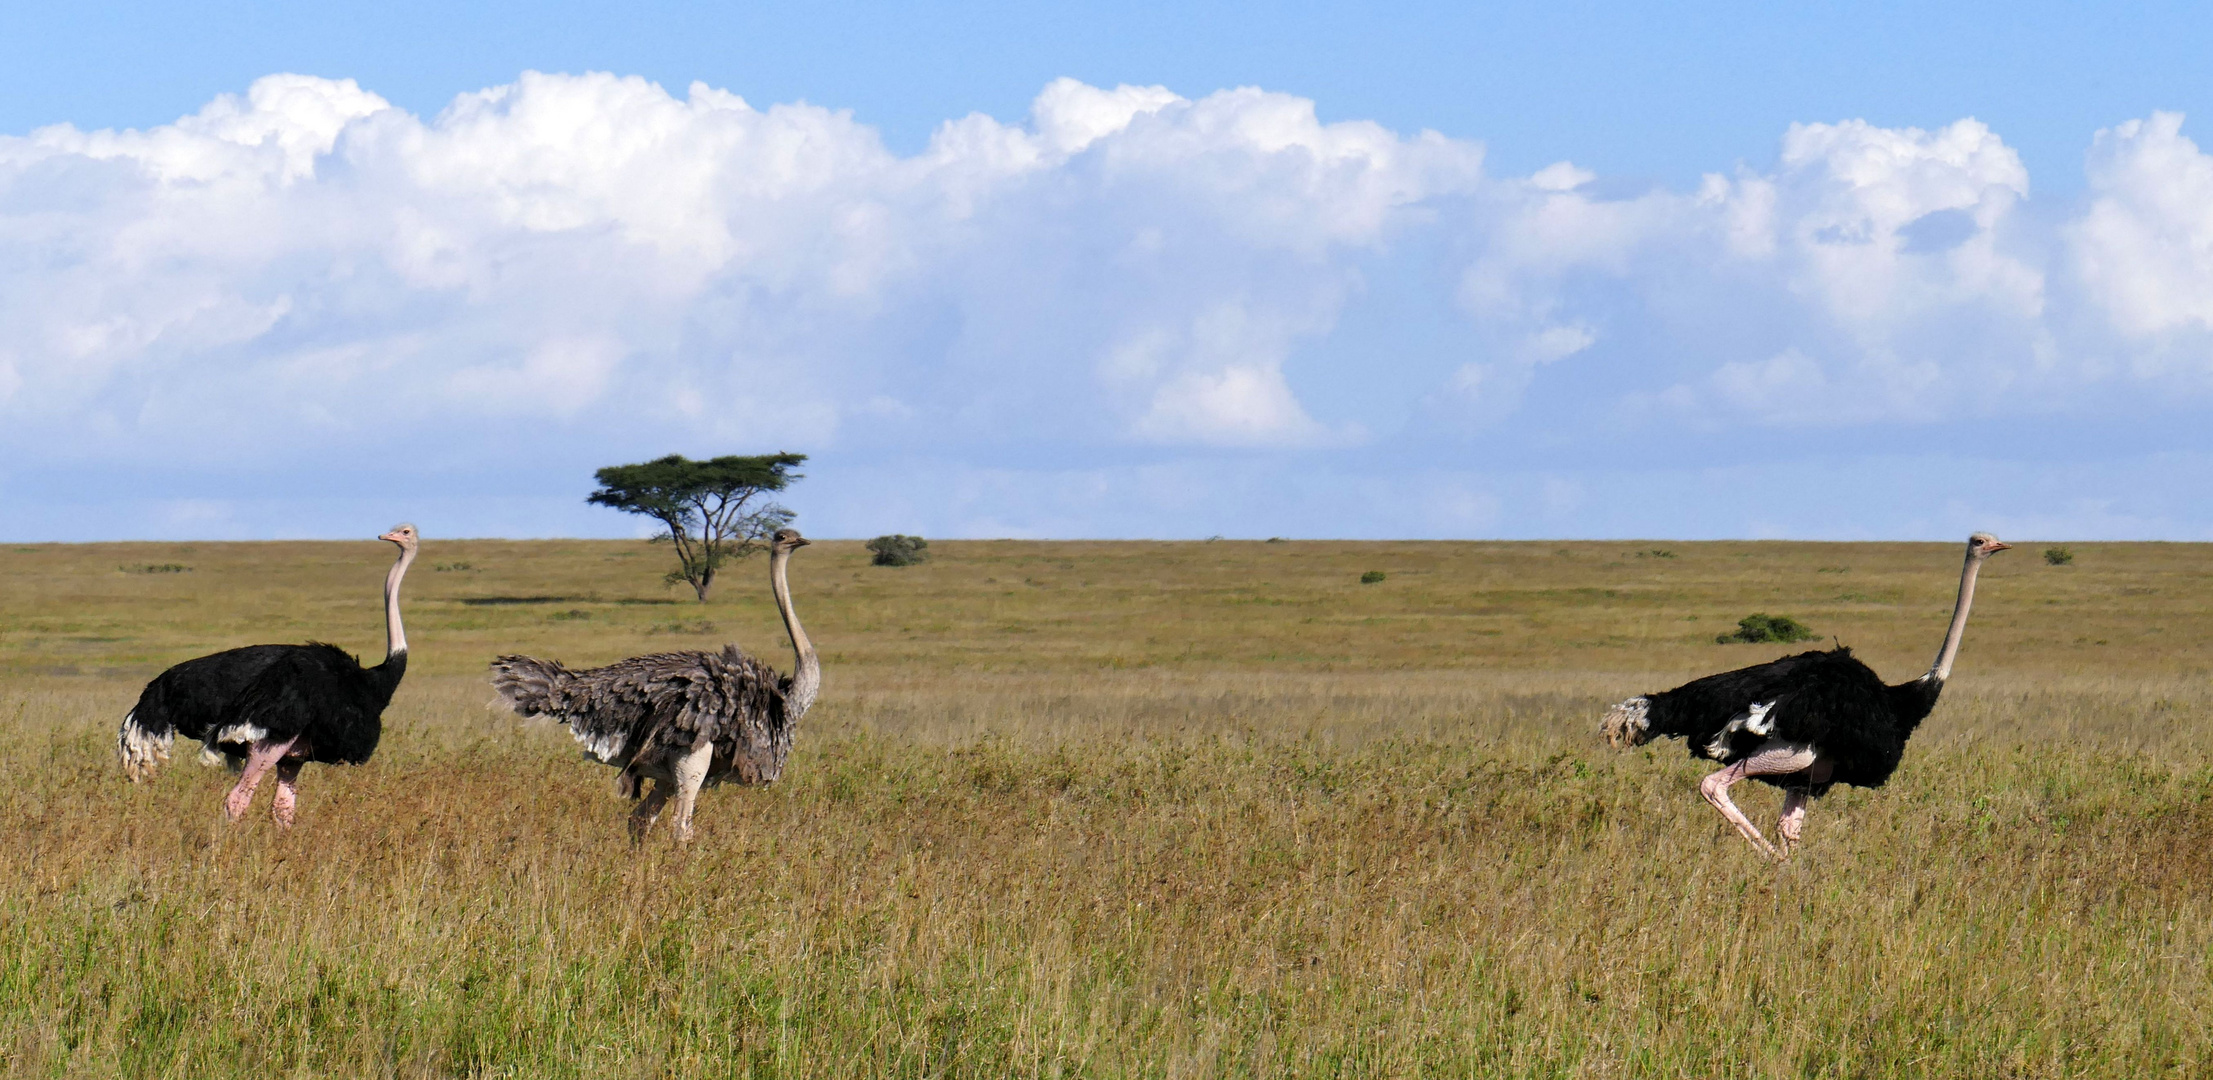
[{"x1": 2, "y1": 537, "x2": 2210, "y2": 1078}]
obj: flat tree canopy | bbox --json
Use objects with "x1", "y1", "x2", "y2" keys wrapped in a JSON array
[{"x1": 588, "y1": 452, "x2": 806, "y2": 601}]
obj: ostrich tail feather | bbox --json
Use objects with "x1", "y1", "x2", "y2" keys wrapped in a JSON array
[
  {"x1": 488, "y1": 654, "x2": 572, "y2": 716},
  {"x1": 1601, "y1": 696, "x2": 1653, "y2": 748},
  {"x1": 116, "y1": 709, "x2": 175, "y2": 782}
]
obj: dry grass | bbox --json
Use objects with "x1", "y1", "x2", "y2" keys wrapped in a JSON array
[{"x1": 2, "y1": 538, "x2": 2211, "y2": 1077}]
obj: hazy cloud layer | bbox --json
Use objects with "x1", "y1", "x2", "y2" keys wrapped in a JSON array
[{"x1": 3, "y1": 73, "x2": 2211, "y2": 539}]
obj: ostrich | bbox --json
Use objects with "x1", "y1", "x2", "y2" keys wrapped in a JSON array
[
  {"x1": 117, "y1": 524, "x2": 419, "y2": 826},
  {"x1": 489, "y1": 528, "x2": 819, "y2": 842},
  {"x1": 1600, "y1": 533, "x2": 2011, "y2": 860}
]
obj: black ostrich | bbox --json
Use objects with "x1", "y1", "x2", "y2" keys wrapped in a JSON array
[
  {"x1": 489, "y1": 528, "x2": 818, "y2": 842},
  {"x1": 1600, "y1": 533, "x2": 2011, "y2": 859},
  {"x1": 117, "y1": 524, "x2": 419, "y2": 826}
]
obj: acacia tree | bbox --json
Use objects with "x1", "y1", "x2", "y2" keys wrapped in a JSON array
[{"x1": 587, "y1": 452, "x2": 806, "y2": 601}]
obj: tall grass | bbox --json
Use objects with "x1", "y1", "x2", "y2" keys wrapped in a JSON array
[{"x1": 2, "y1": 539, "x2": 2210, "y2": 1076}]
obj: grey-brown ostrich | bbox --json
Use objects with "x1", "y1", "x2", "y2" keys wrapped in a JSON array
[
  {"x1": 1601, "y1": 533, "x2": 2011, "y2": 860},
  {"x1": 489, "y1": 528, "x2": 819, "y2": 841}
]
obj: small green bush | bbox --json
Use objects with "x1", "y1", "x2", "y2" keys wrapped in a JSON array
[
  {"x1": 867, "y1": 535, "x2": 930, "y2": 567},
  {"x1": 2044, "y1": 547, "x2": 2075, "y2": 566},
  {"x1": 1360, "y1": 570, "x2": 1387, "y2": 584},
  {"x1": 1717, "y1": 613, "x2": 1818, "y2": 644},
  {"x1": 120, "y1": 563, "x2": 191, "y2": 574}
]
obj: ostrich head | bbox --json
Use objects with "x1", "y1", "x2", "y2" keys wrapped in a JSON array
[
  {"x1": 379, "y1": 523, "x2": 419, "y2": 552},
  {"x1": 1966, "y1": 532, "x2": 2011, "y2": 560},
  {"x1": 771, "y1": 528, "x2": 810, "y2": 553}
]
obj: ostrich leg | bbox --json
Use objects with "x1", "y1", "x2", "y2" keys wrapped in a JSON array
[
  {"x1": 667, "y1": 737, "x2": 718, "y2": 844},
  {"x1": 627, "y1": 782, "x2": 672, "y2": 841},
  {"x1": 1776, "y1": 760, "x2": 1836, "y2": 854},
  {"x1": 224, "y1": 734, "x2": 302, "y2": 821},
  {"x1": 271, "y1": 757, "x2": 306, "y2": 827},
  {"x1": 1699, "y1": 740, "x2": 1820, "y2": 860}
]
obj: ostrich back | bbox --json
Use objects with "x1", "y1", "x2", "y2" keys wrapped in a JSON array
[
  {"x1": 129, "y1": 642, "x2": 398, "y2": 764},
  {"x1": 1644, "y1": 646, "x2": 1941, "y2": 790},
  {"x1": 490, "y1": 644, "x2": 797, "y2": 794}
]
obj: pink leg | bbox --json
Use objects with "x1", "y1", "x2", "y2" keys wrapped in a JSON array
[
  {"x1": 1699, "y1": 740, "x2": 1819, "y2": 860},
  {"x1": 1776, "y1": 760, "x2": 1834, "y2": 855},
  {"x1": 223, "y1": 734, "x2": 301, "y2": 822},
  {"x1": 271, "y1": 757, "x2": 306, "y2": 827}
]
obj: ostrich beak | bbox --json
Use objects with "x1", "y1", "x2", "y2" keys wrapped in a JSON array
[{"x1": 1986, "y1": 541, "x2": 2012, "y2": 552}]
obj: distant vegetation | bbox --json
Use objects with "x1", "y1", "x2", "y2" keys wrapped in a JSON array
[
  {"x1": 119, "y1": 563, "x2": 191, "y2": 574},
  {"x1": 1360, "y1": 570, "x2": 1387, "y2": 584},
  {"x1": 588, "y1": 451, "x2": 805, "y2": 600},
  {"x1": 868, "y1": 535, "x2": 930, "y2": 567},
  {"x1": 2045, "y1": 546, "x2": 2076, "y2": 566},
  {"x1": 1717, "y1": 613, "x2": 1819, "y2": 644}
]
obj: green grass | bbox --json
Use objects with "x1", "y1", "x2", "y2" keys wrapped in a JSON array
[{"x1": 2, "y1": 539, "x2": 2210, "y2": 1077}]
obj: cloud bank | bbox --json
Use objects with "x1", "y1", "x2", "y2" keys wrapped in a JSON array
[{"x1": 4, "y1": 72, "x2": 2212, "y2": 539}]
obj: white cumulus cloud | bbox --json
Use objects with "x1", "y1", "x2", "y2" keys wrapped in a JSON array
[{"x1": 5, "y1": 73, "x2": 2213, "y2": 539}]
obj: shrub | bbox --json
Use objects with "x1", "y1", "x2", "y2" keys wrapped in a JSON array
[
  {"x1": 1717, "y1": 613, "x2": 1818, "y2": 644},
  {"x1": 2045, "y1": 547, "x2": 2075, "y2": 566},
  {"x1": 868, "y1": 535, "x2": 930, "y2": 567},
  {"x1": 1360, "y1": 570, "x2": 1387, "y2": 584}
]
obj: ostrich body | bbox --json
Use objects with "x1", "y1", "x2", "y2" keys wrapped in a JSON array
[
  {"x1": 117, "y1": 524, "x2": 419, "y2": 826},
  {"x1": 490, "y1": 529, "x2": 818, "y2": 842},
  {"x1": 1601, "y1": 533, "x2": 2011, "y2": 859}
]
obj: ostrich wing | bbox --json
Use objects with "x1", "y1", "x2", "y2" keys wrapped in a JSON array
[
  {"x1": 227, "y1": 643, "x2": 385, "y2": 764},
  {"x1": 1649, "y1": 647, "x2": 1890, "y2": 761},
  {"x1": 491, "y1": 651, "x2": 745, "y2": 765}
]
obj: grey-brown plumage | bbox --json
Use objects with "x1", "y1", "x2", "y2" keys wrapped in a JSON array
[{"x1": 490, "y1": 529, "x2": 818, "y2": 841}]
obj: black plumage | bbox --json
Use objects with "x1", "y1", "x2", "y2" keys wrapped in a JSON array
[
  {"x1": 1631, "y1": 646, "x2": 1940, "y2": 793},
  {"x1": 121, "y1": 642, "x2": 401, "y2": 769},
  {"x1": 1601, "y1": 533, "x2": 2011, "y2": 858},
  {"x1": 116, "y1": 523, "x2": 419, "y2": 825}
]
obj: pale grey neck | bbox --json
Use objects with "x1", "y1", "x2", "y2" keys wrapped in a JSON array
[
  {"x1": 384, "y1": 546, "x2": 415, "y2": 661},
  {"x1": 771, "y1": 547, "x2": 819, "y2": 717},
  {"x1": 1928, "y1": 553, "x2": 1984, "y2": 682}
]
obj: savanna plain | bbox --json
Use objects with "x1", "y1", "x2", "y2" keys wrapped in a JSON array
[{"x1": 3, "y1": 537, "x2": 2210, "y2": 1078}]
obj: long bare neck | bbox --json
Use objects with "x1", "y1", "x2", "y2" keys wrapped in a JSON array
[
  {"x1": 1927, "y1": 552, "x2": 1986, "y2": 683},
  {"x1": 771, "y1": 547, "x2": 819, "y2": 717},
  {"x1": 383, "y1": 545, "x2": 416, "y2": 664}
]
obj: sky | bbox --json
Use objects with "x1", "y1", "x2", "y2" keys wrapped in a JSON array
[{"x1": 5, "y1": 1, "x2": 2213, "y2": 541}]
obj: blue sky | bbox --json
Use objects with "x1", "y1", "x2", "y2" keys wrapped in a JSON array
[{"x1": 4, "y1": 2, "x2": 2213, "y2": 541}]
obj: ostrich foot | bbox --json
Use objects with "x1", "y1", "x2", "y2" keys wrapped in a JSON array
[
  {"x1": 271, "y1": 757, "x2": 305, "y2": 827},
  {"x1": 1777, "y1": 791, "x2": 1812, "y2": 856},
  {"x1": 223, "y1": 734, "x2": 301, "y2": 822},
  {"x1": 627, "y1": 781, "x2": 672, "y2": 843}
]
